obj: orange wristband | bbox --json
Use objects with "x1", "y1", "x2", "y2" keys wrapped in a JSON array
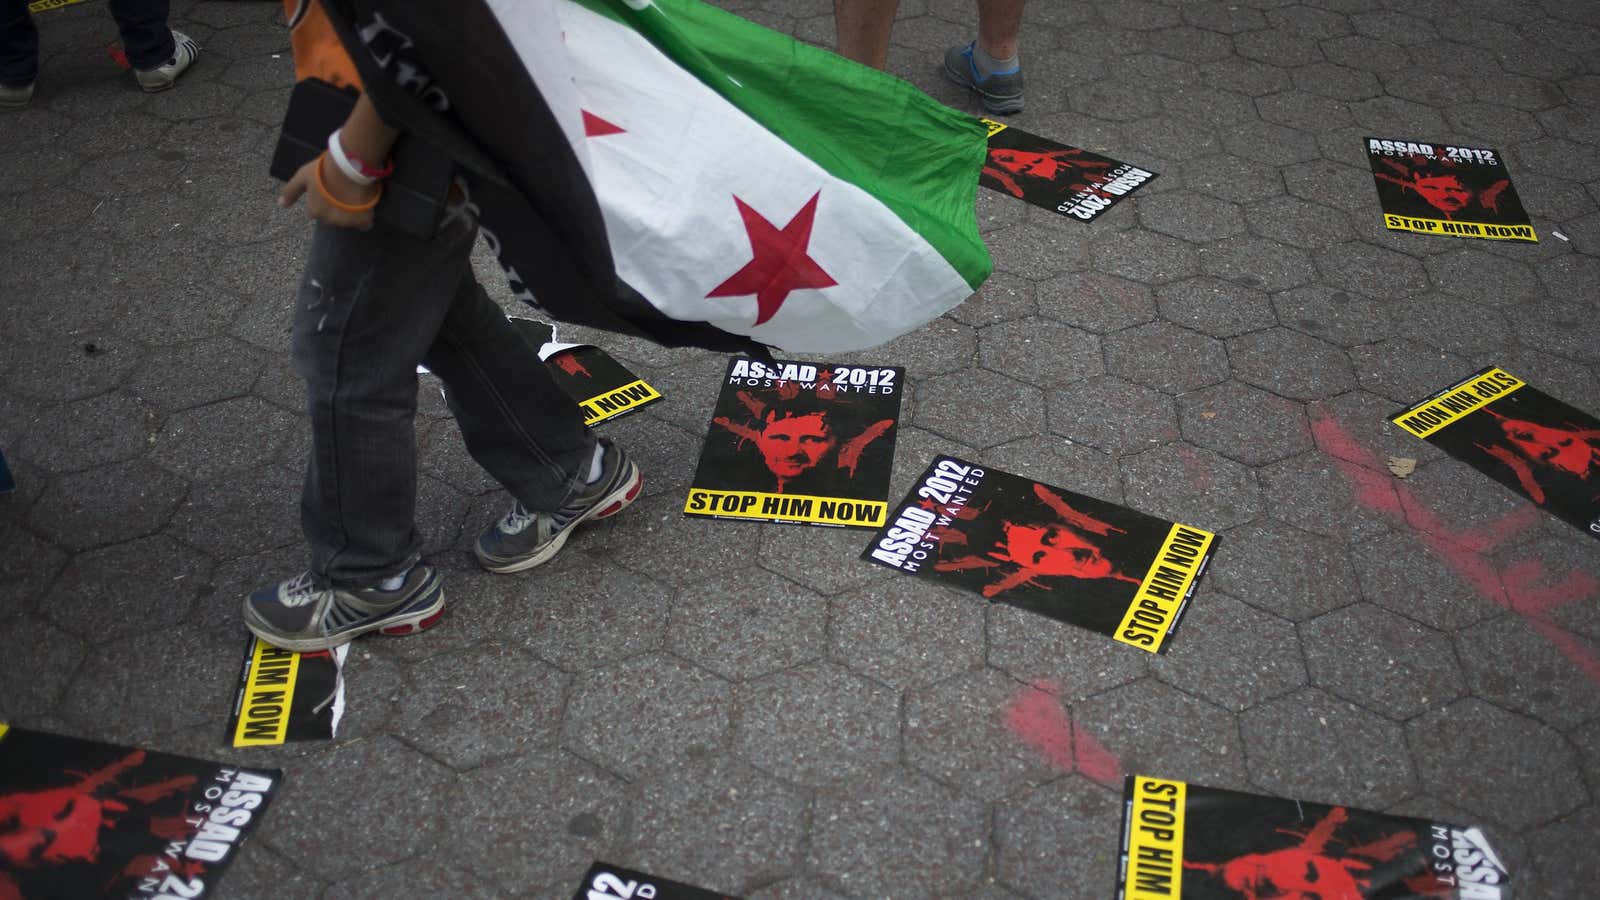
[{"x1": 314, "y1": 152, "x2": 383, "y2": 214}]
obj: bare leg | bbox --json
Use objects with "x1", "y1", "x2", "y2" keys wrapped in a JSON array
[
  {"x1": 976, "y1": 0, "x2": 1026, "y2": 59},
  {"x1": 835, "y1": 0, "x2": 898, "y2": 69}
]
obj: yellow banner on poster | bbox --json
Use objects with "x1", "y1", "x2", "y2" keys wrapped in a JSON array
[
  {"x1": 1382, "y1": 214, "x2": 1536, "y2": 242},
  {"x1": 1392, "y1": 367, "x2": 1526, "y2": 440},
  {"x1": 1124, "y1": 777, "x2": 1187, "y2": 899},
  {"x1": 1114, "y1": 524, "x2": 1215, "y2": 653},
  {"x1": 232, "y1": 639, "x2": 301, "y2": 747},
  {"x1": 577, "y1": 379, "x2": 660, "y2": 425},
  {"x1": 28, "y1": 0, "x2": 91, "y2": 12},
  {"x1": 684, "y1": 488, "x2": 886, "y2": 527}
]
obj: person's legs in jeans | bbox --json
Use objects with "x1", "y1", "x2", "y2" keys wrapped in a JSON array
[
  {"x1": 107, "y1": 0, "x2": 173, "y2": 70},
  {"x1": 0, "y1": 0, "x2": 39, "y2": 87}
]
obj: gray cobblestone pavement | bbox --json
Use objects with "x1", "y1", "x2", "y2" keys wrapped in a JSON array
[{"x1": 2, "y1": 0, "x2": 1599, "y2": 897}]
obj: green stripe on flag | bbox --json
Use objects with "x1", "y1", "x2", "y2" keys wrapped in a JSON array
[{"x1": 574, "y1": 0, "x2": 992, "y2": 290}]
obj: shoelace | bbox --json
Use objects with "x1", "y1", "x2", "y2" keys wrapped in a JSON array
[
  {"x1": 500, "y1": 502, "x2": 539, "y2": 535},
  {"x1": 278, "y1": 571, "x2": 329, "y2": 608}
]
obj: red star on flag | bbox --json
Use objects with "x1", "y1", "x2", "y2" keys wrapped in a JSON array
[
  {"x1": 707, "y1": 191, "x2": 837, "y2": 326},
  {"x1": 582, "y1": 110, "x2": 625, "y2": 137}
]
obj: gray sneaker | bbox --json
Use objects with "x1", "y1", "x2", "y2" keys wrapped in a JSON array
[
  {"x1": 134, "y1": 29, "x2": 200, "y2": 93},
  {"x1": 0, "y1": 81, "x2": 34, "y2": 111},
  {"x1": 243, "y1": 566, "x2": 444, "y2": 652},
  {"x1": 943, "y1": 41, "x2": 1024, "y2": 115},
  {"x1": 475, "y1": 438, "x2": 642, "y2": 574}
]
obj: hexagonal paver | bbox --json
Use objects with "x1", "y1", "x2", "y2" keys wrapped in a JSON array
[
  {"x1": 1455, "y1": 616, "x2": 1600, "y2": 729},
  {"x1": 1257, "y1": 90, "x2": 1355, "y2": 133},
  {"x1": 905, "y1": 669, "x2": 1065, "y2": 800},
  {"x1": 1408, "y1": 698, "x2": 1584, "y2": 828},
  {"x1": 164, "y1": 464, "x2": 301, "y2": 558},
  {"x1": 0, "y1": 615, "x2": 87, "y2": 720},
  {"x1": 915, "y1": 368, "x2": 1044, "y2": 447},
  {"x1": 1177, "y1": 381, "x2": 1313, "y2": 465},
  {"x1": 859, "y1": 317, "x2": 977, "y2": 378},
  {"x1": 1527, "y1": 806, "x2": 1600, "y2": 898},
  {"x1": 1348, "y1": 339, "x2": 1474, "y2": 405},
  {"x1": 1392, "y1": 293, "x2": 1514, "y2": 357},
  {"x1": 27, "y1": 460, "x2": 189, "y2": 550},
  {"x1": 1180, "y1": 154, "x2": 1285, "y2": 205},
  {"x1": 979, "y1": 317, "x2": 1104, "y2": 388},
  {"x1": 41, "y1": 534, "x2": 212, "y2": 643},
  {"x1": 445, "y1": 748, "x2": 628, "y2": 894},
  {"x1": 564, "y1": 653, "x2": 731, "y2": 778},
  {"x1": 1037, "y1": 272, "x2": 1155, "y2": 334},
  {"x1": 126, "y1": 336, "x2": 267, "y2": 411},
  {"x1": 605, "y1": 495, "x2": 764, "y2": 587},
  {"x1": 1156, "y1": 277, "x2": 1275, "y2": 338},
  {"x1": 995, "y1": 777, "x2": 1123, "y2": 900},
  {"x1": 1228, "y1": 327, "x2": 1355, "y2": 400},
  {"x1": 1221, "y1": 120, "x2": 1323, "y2": 166},
  {"x1": 1048, "y1": 376, "x2": 1178, "y2": 456},
  {"x1": 150, "y1": 396, "x2": 295, "y2": 480},
  {"x1": 1137, "y1": 192, "x2": 1247, "y2": 243},
  {"x1": 1512, "y1": 300, "x2": 1600, "y2": 366},
  {"x1": 669, "y1": 568, "x2": 826, "y2": 681},
  {"x1": 1120, "y1": 443, "x2": 1264, "y2": 532},
  {"x1": 6, "y1": 336, "x2": 145, "y2": 403},
  {"x1": 1245, "y1": 195, "x2": 1358, "y2": 249},
  {"x1": 1208, "y1": 520, "x2": 1359, "y2": 621},
  {"x1": 809, "y1": 765, "x2": 989, "y2": 896},
  {"x1": 1258, "y1": 451, "x2": 1398, "y2": 544},
  {"x1": 1272, "y1": 285, "x2": 1393, "y2": 347},
  {"x1": 756, "y1": 523, "x2": 889, "y2": 596},
  {"x1": 1316, "y1": 241, "x2": 1431, "y2": 297},
  {"x1": 1151, "y1": 592, "x2": 1305, "y2": 711},
  {"x1": 949, "y1": 271, "x2": 1037, "y2": 326},
  {"x1": 1400, "y1": 458, "x2": 1535, "y2": 538},
  {"x1": 1087, "y1": 230, "x2": 1199, "y2": 285},
  {"x1": 12, "y1": 392, "x2": 160, "y2": 474},
  {"x1": 982, "y1": 220, "x2": 1090, "y2": 281},
  {"x1": 830, "y1": 578, "x2": 985, "y2": 690},
  {"x1": 1105, "y1": 322, "x2": 1229, "y2": 394},
  {"x1": 1076, "y1": 679, "x2": 1246, "y2": 785},
  {"x1": 1302, "y1": 603, "x2": 1465, "y2": 720},
  {"x1": 734, "y1": 661, "x2": 899, "y2": 788},
  {"x1": 1200, "y1": 57, "x2": 1293, "y2": 97},
  {"x1": 624, "y1": 757, "x2": 806, "y2": 895},
  {"x1": 1241, "y1": 688, "x2": 1417, "y2": 810},
  {"x1": 1235, "y1": 28, "x2": 1326, "y2": 66},
  {"x1": 396, "y1": 643, "x2": 569, "y2": 770},
  {"x1": 1198, "y1": 236, "x2": 1318, "y2": 291},
  {"x1": 1423, "y1": 249, "x2": 1545, "y2": 307},
  {"x1": 58, "y1": 624, "x2": 237, "y2": 743},
  {"x1": 1292, "y1": 62, "x2": 1382, "y2": 101}
]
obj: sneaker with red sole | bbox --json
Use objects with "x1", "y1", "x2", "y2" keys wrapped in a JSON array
[
  {"x1": 243, "y1": 565, "x2": 444, "y2": 652},
  {"x1": 474, "y1": 437, "x2": 642, "y2": 574}
]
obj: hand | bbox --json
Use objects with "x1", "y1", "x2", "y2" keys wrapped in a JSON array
[{"x1": 278, "y1": 155, "x2": 380, "y2": 230}]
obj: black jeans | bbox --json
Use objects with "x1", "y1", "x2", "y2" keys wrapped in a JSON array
[
  {"x1": 291, "y1": 216, "x2": 594, "y2": 588},
  {"x1": 0, "y1": 0, "x2": 173, "y2": 84}
]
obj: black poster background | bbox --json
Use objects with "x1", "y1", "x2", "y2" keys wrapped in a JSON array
[
  {"x1": 1365, "y1": 136, "x2": 1534, "y2": 238},
  {"x1": 0, "y1": 726, "x2": 279, "y2": 899},
  {"x1": 1399, "y1": 373, "x2": 1600, "y2": 540},
  {"x1": 0, "y1": 447, "x2": 13, "y2": 493},
  {"x1": 1121, "y1": 777, "x2": 1510, "y2": 899},
  {"x1": 979, "y1": 122, "x2": 1157, "y2": 222},
  {"x1": 864, "y1": 457, "x2": 1178, "y2": 639},
  {"x1": 572, "y1": 861, "x2": 738, "y2": 900},
  {"x1": 688, "y1": 358, "x2": 902, "y2": 518},
  {"x1": 508, "y1": 317, "x2": 660, "y2": 425},
  {"x1": 226, "y1": 638, "x2": 342, "y2": 746}
]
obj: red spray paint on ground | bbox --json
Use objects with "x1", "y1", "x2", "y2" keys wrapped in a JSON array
[
  {"x1": 1311, "y1": 416, "x2": 1599, "y2": 682},
  {"x1": 1004, "y1": 680, "x2": 1123, "y2": 786}
]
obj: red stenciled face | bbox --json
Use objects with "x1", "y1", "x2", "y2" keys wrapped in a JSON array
[
  {"x1": 1500, "y1": 417, "x2": 1597, "y2": 477},
  {"x1": 1412, "y1": 173, "x2": 1471, "y2": 214},
  {"x1": 0, "y1": 786, "x2": 113, "y2": 867},
  {"x1": 756, "y1": 412, "x2": 836, "y2": 479},
  {"x1": 997, "y1": 522, "x2": 1114, "y2": 579},
  {"x1": 1219, "y1": 848, "x2": 1367, "y2": 900},
  {"x1": 989, "y1": 149, "x2": 1061, "y2": 180}
]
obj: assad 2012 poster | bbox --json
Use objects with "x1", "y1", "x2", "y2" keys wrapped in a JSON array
[
  {"x1": 0, "y1": 724, "x2": 279, "y2": 899},
  {"x1": 862, "y1": 456, "x2": 1215, "y2": 653},
  {"x1": 684, "y1": 357, "x2": 902, "y2": 528},
  {"x1": 980, "y1": 119, "x2": 1157, "y2": 222},
  {"x1": 1392, "y1": 366, "x2": 1600, "y2": 539},
  {"x1": 1365, "y1": 137, "x2": 1535, "y2": 242},
  {"x1": 227, "y1": 637, "x2": 347, "y2": 747},
  {"x1": 509, "y1": 317, "x2": 663, "y2": 426},
  {"x1": 572, "y1": 861, "x2": 738, "y2": 900},
  {"x1": 1118, "y1": 776, "x2": 1511, "y2": 899}
]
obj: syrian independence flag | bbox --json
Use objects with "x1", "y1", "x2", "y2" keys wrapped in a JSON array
[{"x1": 322, "y1": 0, "x2": 992, "y2": 354}]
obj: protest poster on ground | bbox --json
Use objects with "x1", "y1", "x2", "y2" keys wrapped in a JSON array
[
  {"x1": 572, "y1": 862, "x2": 737, "y2": 900},
  {"x1": 1365, "y1": 137, "x2": 1535, "y2": 242},
  {"x1": 509, "y1": 317, "x2": 663, "y2": 426},
  {"x1": 685, "y1": 357, "x2": 902, "y2": 528},
  {"x1": 227, "y1": 637, "x2": 347, "y2": 747},
  {"x1": 1118, "y1": 775, "x2": 1511, "y2": 899},
  {"x1": 863, "y1": 456, "x2": 1215, "y2": 652},
  {"x1": 0, "y1": 724, "x2": 280, "y2": 899},
  {"x1": 1392, "y1": 366, "x2": 1600, "y2": 539},
  {"x1": 979, "y1": 119, "x2": 1157, "y2": 222}
]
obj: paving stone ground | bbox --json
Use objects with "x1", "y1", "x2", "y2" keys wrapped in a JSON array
[{"x1": 2, "y1": 0, "x2": 1599, "y2": 897}]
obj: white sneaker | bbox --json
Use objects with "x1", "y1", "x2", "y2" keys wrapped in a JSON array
[
  {"x1": 0, "y1": 81, "x2": 34, "y2": 110},
  {"x1": 134, "y1": 30, "x2": 200, "y2": 93}
]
